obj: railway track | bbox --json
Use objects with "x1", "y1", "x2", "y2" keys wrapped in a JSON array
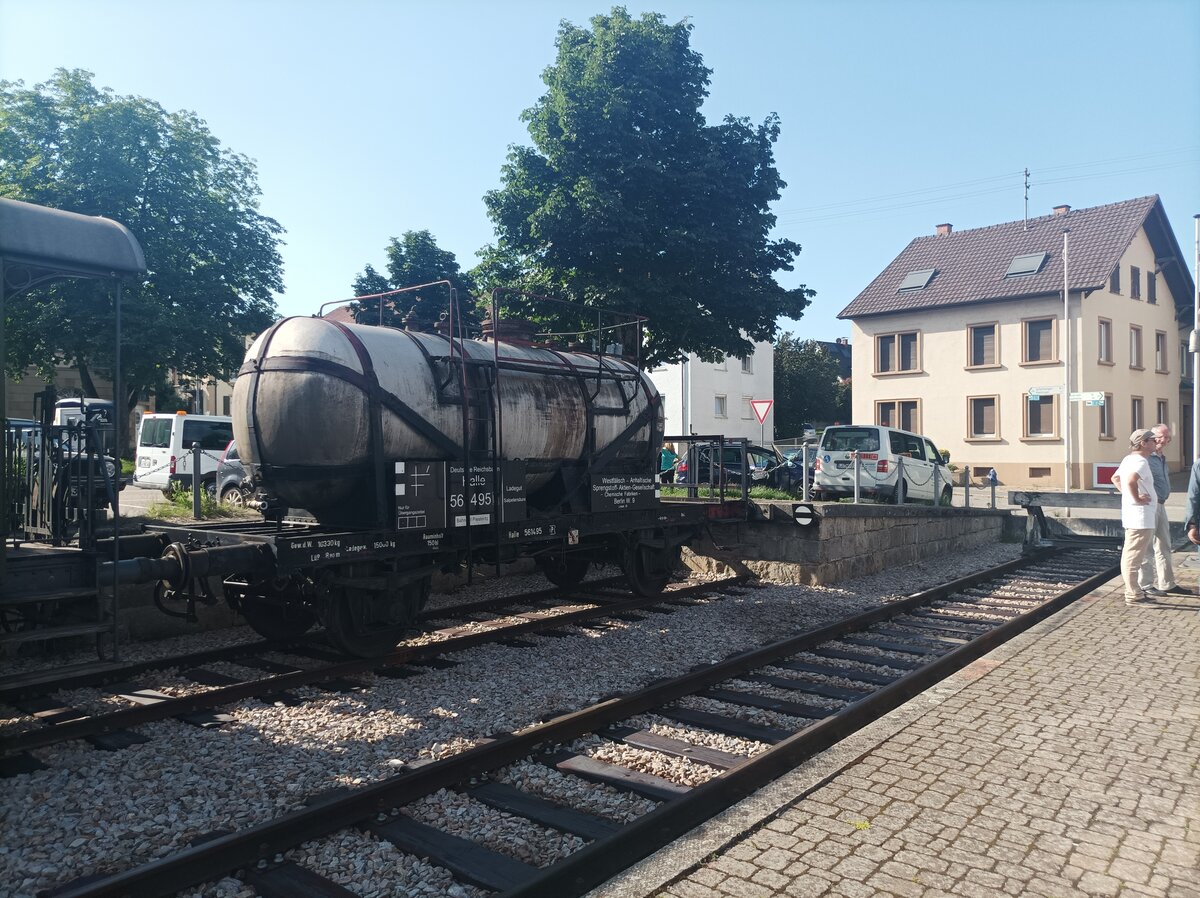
[
  {"x1": 39, "y1": 545, "x2": 1119, "y2": 898},
  {"x1": 0, "y1": 576, "x2": 751, "y2": 769},
  {"x1": 0, "y1": 574, "x2": 633, "y2": 704}
]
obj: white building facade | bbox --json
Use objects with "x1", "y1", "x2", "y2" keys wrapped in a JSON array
[{"x1": 648, "y1": 341, "x2": 775, "y2": 443}]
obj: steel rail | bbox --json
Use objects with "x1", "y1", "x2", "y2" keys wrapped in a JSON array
[
  {"x1": 0, "y1": 578, "x2": 743, "y2": 756},
  {"x1": 506, "y1": 552, "x2": 1120, "y2": 897},
  {"x1": 42, "y1": 550, "x2": 1116, "y2": 898},
  {"x1": 0, "y1": 576, "x2": 631, "y2": 704}
]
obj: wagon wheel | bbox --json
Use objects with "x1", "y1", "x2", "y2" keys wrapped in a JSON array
[
  {"x1": 621, "y1": 535, "x2": 680, "y2": 597},
  {"x1": 235, "y1": 579, "x2": 317, "y2": 642},
  {"x1": 324, "y1": 564, "x2": 430, "y2": 657},
  {"x1": 536, "y1": 554, "x2": 590, "y2": 590}
]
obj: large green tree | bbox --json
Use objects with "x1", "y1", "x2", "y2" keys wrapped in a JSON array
[
  {"x1": 350, "y1": 230, "x2": 476, "y2": 331},
  {"x1": 0, "y1": 69, "x2": 282, "y2": 426},
  {"x1": 479, "y1": 7, "x2": 813, "y2": 366},
  {"x1": 774, "y1": 335, "x2": 849, "y2": 437}
]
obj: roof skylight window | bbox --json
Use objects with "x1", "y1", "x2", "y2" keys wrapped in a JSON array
[
  {"x1": 1005, "y1": 253, "x2": 1048, "y2": 278},
  {"x1": 897, "y1": 268, "x2": 936, "y2": 292}
]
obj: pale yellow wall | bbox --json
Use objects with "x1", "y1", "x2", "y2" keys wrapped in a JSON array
[{"x1": 850, "y1": 224, "x2": 1186, "y2": 490}]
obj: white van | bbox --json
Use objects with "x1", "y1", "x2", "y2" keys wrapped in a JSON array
[
  {"x1": 133, "y1": 413, "x2": 234, "y2": 496},
  {"x1": 812, "y1": 424, "x2": 951, "y2": 505}
]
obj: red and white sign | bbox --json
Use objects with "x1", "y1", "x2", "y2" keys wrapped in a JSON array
[
  {"x1": 750, "y1": 399, "x2": 773, "y2": 425},
  {"x1": 1093, "y1": 462, "x2": 1120, "y2": 490}
]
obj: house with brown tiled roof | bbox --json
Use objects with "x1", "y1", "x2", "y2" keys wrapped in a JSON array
[{"x1": 838, "y1": 196, "x2": 1196, "y2": 490}]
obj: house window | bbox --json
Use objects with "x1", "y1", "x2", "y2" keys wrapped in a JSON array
[
  {"x1": 1156, "y1": 400, "x2": 1168, "y2": 428},
  {"x1": 1099, "y1": 393, "x2": 1114, "y2": 439},
  {"x1": 1098, "y1": 319, "x2": 1113, "y2": 364},
  {"x1": 1110, "y1": 267, "x2": 1121, "y2": 294},
  {"x1": 1029, "y1": 467, "x2": 1053, "y2": 479},
  {"x1": 1147, "y1": 271, "x2": 1157, "y2": 304},
  {"x1": 1131, "y1": 396, "x2": 1144, "y2": 431},
  {"x1": 740, "y1": 354, "x2": 753, "y2": 374},
  {"x1": 968, "y1": 396, "x2": 999, "y2": 439},
  {"x1": 877, "y1": 399, "x2": 920, "y2": 432},
  {"x1": 713, "y1": 394, "x2": 727, "y2": 418},
  {"x1": 1022, "y1": 318, "x2": 1056, "y2": 364},
  {"x1": 1130, "y1": 326, "x2": 1143, "y2": 370},
  {"x1": 1130, "y1": 266, "x2": 1141, "y2": 299},
  {"x1": 222, "y1": 396, "x2": 231, "y2": 416},
  {"x1": 741, "y1": 396, "x2": 754, "y2": 419},
  {"x1": 1025, "y1": 395, "x2": 1057, "y2": 438},
  {"x1": 714, "y1": 357, "x2": 727, "y2": 372},
  {"x1": 1182, "y1": 342, "x2": 1194, "y2": 382},
  {"x1": 1155, "y1": 331, "x2": 1168, "y2": 373},
  {"x1": 967, "y1": 323, "x2": 997, "y2": 367},
  {"x1": 875, "y1": 331, "x2": 920, "y2": 373}
]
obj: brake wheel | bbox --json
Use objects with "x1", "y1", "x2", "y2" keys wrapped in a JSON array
[
  {"x1": 621, "y1": 536, "x2": 681, "y2": 597},
  {"x1": 536, "y1": 554, "x2": 590, "y2": 590},
  {"x1": 324, "y1": 564, "x2": 430, "y2": 657}
]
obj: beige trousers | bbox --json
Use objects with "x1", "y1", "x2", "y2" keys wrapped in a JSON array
[
  {"x1": 1138, "y1": 501, "x2": 1176, "y2": 590},
  {"x1": 1121, "y1": 527, "x2": 1156, "y2": 601}
]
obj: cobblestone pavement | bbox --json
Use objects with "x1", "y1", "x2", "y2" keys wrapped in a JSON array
[{"x1": 597, "y1": 550, "x2": 1200, "y2": 898}]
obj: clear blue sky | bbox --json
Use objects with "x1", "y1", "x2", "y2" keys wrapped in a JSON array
[{"x1": 2, "y1": 0, "x2": 1198, "y2": 342}]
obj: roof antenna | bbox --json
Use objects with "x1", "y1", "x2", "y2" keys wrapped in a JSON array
[{"x1": 1023, "y1": 168, "x2": 1030, "y2": 230}]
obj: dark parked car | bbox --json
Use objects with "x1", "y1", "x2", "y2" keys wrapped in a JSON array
[
  {"x1": 216, "y1": 439, "x2": 251, "y2": 505},
  {"x1": 781, "y1": 444, "x2": 818, "y2": 491},
  {"x1": 677, "y1": 443, "x2": 803, "y2": 493}
]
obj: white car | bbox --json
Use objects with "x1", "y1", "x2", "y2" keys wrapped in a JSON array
[
  {"x1": 133, "y1": 413, "x2": 234, "y2": 496},
  {"x1": 812, "y1": 424, "x2": 951, "y2": 505}
]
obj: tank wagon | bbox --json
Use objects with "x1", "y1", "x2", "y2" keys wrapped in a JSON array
[{"x1": 114, "y1": 293, "x2": 742, "y2": 655}]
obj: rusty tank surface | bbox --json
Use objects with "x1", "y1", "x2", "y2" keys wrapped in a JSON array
[{"x1": 233, "y1": 315, "x2": 663, "y2": 524}]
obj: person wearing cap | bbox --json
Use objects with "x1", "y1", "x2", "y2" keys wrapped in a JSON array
[
  {"x1": 1114, "y1": 429, "x2": 1159, "y2": 605},
  {"x1": 1112, "y1": 423, "x2": 1185, "y2": 595}
]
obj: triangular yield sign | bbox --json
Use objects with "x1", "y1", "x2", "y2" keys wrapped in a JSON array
[{"x1": 750, "y1": 399, "x2": 773, "y2": 424}]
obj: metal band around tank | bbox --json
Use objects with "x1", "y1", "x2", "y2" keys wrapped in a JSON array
[{"x1": 240, "y1": 353, "x2": 463, "y2": 459}]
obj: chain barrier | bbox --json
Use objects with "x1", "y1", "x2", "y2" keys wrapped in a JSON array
[
  {"x1": 847, "y1": 452, "x2": 937, "y2": 486},
  {"x1": 901, "y1": 463, "x2": 936, "y2": 487},
  {"x1": 135, "y1": 446, "x2": 227, "y2": 482}
]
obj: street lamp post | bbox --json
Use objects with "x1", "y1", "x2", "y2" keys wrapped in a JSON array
[
  {"x1": 1193, "y1": 214, "x2": 1199, "y2": 461},
  {"x1": 1062, "y1": 229, "x2": 1071, "y2": 492}
]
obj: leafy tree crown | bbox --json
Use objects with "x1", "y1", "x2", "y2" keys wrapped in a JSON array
[{"x1": 478, "y1": 7, "x2": 813, "y2": 367}]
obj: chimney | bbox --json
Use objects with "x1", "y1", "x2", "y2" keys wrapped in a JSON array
[
  {"x1": 936, "y1": 223, "x2": 953, "y2": 236},
  {"x1": 1053, "y1": 204, "x2": 1071, "y2": 216}
]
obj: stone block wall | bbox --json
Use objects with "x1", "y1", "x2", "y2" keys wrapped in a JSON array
[{"x1": 685, "y1": 501, "x2": 1012, "y2": 585}]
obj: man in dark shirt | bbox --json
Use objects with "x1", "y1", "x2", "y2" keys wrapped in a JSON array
[
  {"x1": 1186, "y1": 455, "x2": 1200, "y2": 550},
  {"x1": 1140, "y1": 425, "x2": 1187, "y2": 595}
]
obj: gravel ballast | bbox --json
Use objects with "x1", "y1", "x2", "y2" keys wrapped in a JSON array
[{"x1": 1, "y1": 544, "x2": 1024, "y2": 897}]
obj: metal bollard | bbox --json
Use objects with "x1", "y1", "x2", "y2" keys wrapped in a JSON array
[
  {"x1": 852, "y1": 451, "x2": 861, "y2": 504},
  {"x1": 801, "y1": 451, "x2": 810, "y2": 502},
  {"x1": 896, "y1": 455, "x2": 905, "y2": 505},
  {"x1": 964, "y1": 476, "x2": 971, "y2": 508},
  {"x1": 192, "y1": 442, "x2": 202, "y2": 519},
  {"x1": 933, "y1": 464, "x2": 940, "y2": 506}
]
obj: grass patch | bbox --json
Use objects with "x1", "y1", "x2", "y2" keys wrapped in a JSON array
[
  {"x1": 146, "y1": 488, "x2": 246, "y2": 521},
  {"x1": 660, "y1": 485, "x2": 796, "y2": 501}
]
